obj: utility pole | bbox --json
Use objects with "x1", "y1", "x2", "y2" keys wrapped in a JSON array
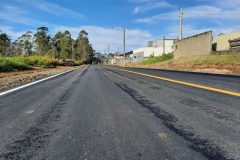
[
  {"x1": 179, "y1": 6, "x2": 183, "y2": 40},
  {"x1": 123, "y1": 26, "x2": 126, "y2": 66},
  {"x1": 108, "y1": 44, "x2": 109, "y2": 55},
  {"x1": 163, "y1": 36, "x2": 165, "y2": 54}
]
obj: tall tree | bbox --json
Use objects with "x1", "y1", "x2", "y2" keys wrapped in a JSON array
[
  {"x1": 59, "y1": 30, "x2": 72, "y2": 59},
  {"x1": 0, "y1": 30, "x2": 11, "y2": 57},
  {"x1": 76, "y1": 30, "x2": 93, "y2": 62},
  {"x1": 19, "y1": 31, "x2": 33, "y2": 56},
  {"x1": 34, "y1": 26, "x2": 51, "y2": 55},
  {"x1": 52, "y1": 31, "x2": 63, "y2": 58},
  {"x1": 10, "y1": 40, "x2": 21, "y2": 56}
]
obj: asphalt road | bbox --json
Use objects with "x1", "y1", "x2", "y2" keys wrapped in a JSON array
[{"x1": 0, "y1": 65, "x2": 239, "y2": 160}]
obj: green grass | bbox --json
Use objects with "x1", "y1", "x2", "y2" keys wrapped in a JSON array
[
  {"x1": 0, "y1": 56, "x2": 82, "y2": 72},
  {"x1": 0, "y1": 57, "x2": 31, "y2": 72},
  {"x1": 171, "y1": 54, "x2": 240, "y2": 65},
  {"x1": 139, "y1": 53, "x2": 174, "y2": 65},
  {"x1": 0, "y1": 56, "x2": 57, "y2": 72}
]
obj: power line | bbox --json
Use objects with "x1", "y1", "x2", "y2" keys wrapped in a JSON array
[
  {"x1": 113, "y1": 29, "x2": 123, "y2": 44},
  {"x1": 184, "y1": 13, "x2": 240, "y2": 15}
]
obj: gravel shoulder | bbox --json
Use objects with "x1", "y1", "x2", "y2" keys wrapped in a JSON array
[{"x1": 0, "y1": 66, "x2": 84, "y2": 92}]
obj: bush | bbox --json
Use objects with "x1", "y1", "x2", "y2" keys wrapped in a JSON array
[
  {"x1": 0, "y1": 57, "x2": 30, "y2": 72},
  {"x1": 37, "y1": 60, "x2": 51, "y2": 67},
  {"x1": 74, "y1": 60, "x2": 82, "y2": 66}
]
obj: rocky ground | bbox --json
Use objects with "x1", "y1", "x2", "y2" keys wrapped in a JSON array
[{"x1": 0, "y1": 66, "x2": 82, "y2": 92}]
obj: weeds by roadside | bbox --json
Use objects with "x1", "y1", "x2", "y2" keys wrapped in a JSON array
[
  {"x1": 139, "y1": 53, "x2": 174, "y2": 65},
  {"x1": 0, "y1": 56, "x2": 81, "y2": 72}
]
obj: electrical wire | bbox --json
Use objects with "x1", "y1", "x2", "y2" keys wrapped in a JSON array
[
  {"x1": 113, "y1": 29, "x2": 123, "y2": 44},
  {"x1": 184, "y1": 13, "x2": 240, "y2": 15}
]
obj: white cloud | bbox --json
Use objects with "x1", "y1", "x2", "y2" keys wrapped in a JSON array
[
  {"x1": 216, "y1": 0, "x2": 240, "y2": 9},
  {"x1": 0, "y1": 6, "x2": 54, "y2": 27},
  {"x1": 183, "y1": 5, "x2": 240, "y2": 19},
  {"x1": 129, "y1": 0, "x2": 153, "y2": 3},
  {"x1": 134, "y1": 12, "x2": 177, "y2": 23},
  {"x1": 133, "y1": 2, "x2": 173, "y2": 14},
  {"x1": 134, "y1": 5, "x2": 240, "y2": 23},
  {"x1": 15, "y1": 0, "x2": 86, "y2": 20},
  {"x1": 53, "y1": 26, "x2": 152, "y2": 53},
  {"x1": 167, "y1": 24, "x2": 240, "y2": 38},
  {"x1": 0, "y1": 25, "x2": 26, "y2": 40}
]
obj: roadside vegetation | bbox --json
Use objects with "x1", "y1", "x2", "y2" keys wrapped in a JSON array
[
  {"x1": 0, "y1": 27, "x2": 101, "y2": 72},
  {"x1": 184, "y1": 54, "x2": 240, "y2": 65},
  {"x1": 138, "y1": 53, "x2": 240, "y2": 66},
  {"x1": 162, "y1": 53, "x2": 240, "y2": 66},
  {"x1": 0, "y1": 56, "x2": 82, "y2": 72},
  {"x1": 139, "y1": 53, "x2": 174, "y2": 65}
]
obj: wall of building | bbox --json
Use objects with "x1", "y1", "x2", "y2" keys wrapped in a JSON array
[
  {"x1": 164, "y1": 40, "x2": 174, "y2": 53},
  {"x1": 133, "y1": 51, "x2": 144, "y2": 63},
  {"x1": 147, "y1": 41, "x2": 153, "y2": 47},
  {"x1": 212, "y1": 32, "x2": 240, "y2": 51},
  {"x1": 174, "y1": 31, "x2": 212, "y2": 59},
  {"x1": 133, "y1": 47, "x2": 165, "y2": 63},
  {"x1": 153, "y1": 39, "x2": 163, "y2": 47}
]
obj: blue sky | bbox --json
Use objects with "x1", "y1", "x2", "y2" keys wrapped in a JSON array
[{"x1": 0, "y1": 0, "x2": 240, "y2": 53}]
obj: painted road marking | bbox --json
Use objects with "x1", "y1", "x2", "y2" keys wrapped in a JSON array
[
  {"x1": 0, "y1": 68, "x2": 77, "y2": 97},
  {"x1": 26, "y1": 110, "x2": 35, "y2": 114},
  {"x1": 115, "y1": 68, "x2": 240, "y2": 97},
  {"x1": 158, "y1": 133, "x2": 167, "y2": 138}
]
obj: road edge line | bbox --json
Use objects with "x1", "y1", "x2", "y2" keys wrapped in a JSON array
[
  {"x1": 114, "y1": 68, "x2": 240, "y2": 97},
  {"x1": 0, "y1": 68, "x2": 77, "y2": 97}
]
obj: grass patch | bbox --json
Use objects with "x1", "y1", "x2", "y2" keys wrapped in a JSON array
[
  {"x1": 172, "y1": 54, "x2": 240, "y2": 65},
  {"x1": 0, "y1": 56, "x2": 57, "y2": 72},
  {"x1": 0, "y1": 57, "x2": 31, "y2": 72},
  {"x1": 139, "y1": 53, "x2": 173, "y2": 65}
]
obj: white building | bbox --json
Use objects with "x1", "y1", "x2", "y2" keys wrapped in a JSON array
[{"x1": 133, "y1": 38, "x2": 175, "y2": 63}]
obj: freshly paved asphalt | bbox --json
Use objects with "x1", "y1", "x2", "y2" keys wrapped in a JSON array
[{"x1": 0, "y1": 65, "x2": 239, "y2": 160}]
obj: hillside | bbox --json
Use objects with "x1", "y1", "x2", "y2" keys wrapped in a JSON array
[{"x1": 125, "y1": 54, "x2": 240, "y2": 75}]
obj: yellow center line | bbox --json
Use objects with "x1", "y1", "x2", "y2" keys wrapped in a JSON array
[{"x1": 114, "y1": 68, "x2": 240, "y2": 97}]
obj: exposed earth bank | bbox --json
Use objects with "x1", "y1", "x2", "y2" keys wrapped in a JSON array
[
  {"x1": 124, "y1": 63, "x2": 240, "y2": 75},
  {"x1": 0, "y1": 66, "x2": 82, "y2": 91}
]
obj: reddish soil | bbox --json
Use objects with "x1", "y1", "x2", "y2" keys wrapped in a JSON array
[
  {"x1": 0, "y1": 66, "x2": 81, "y2": 91},
  {"x1": 123, "y1": 63, "x2": 240, "y2": 75}
]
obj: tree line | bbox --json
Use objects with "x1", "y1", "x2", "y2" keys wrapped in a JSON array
[{"x1": 0, "y1": 26, "x2": 94, "y2": 62}]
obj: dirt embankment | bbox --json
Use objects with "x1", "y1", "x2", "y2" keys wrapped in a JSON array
[
  {"x1": 124, "y1": 54, "x2": 240, "y2": 75},
  {"x1": 0, "y1": 66, "x2": 80, "y2": 91},
  {"x1": 124, "y1": 63, "x2": 240, "y2": 75}
]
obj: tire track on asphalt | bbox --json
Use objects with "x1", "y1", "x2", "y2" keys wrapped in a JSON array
[
  {"x1": 0, "y1": 67, "x2": 89, "y2": 159},
  {"x1": 114, "y1": 82, "x2": 229, "y2": 160},
  {"x1": 102, "y1": 67, "x2": 230, "y2": 160},
  {"x1": 105, "y1": 67, "x2": 240, "y2": 125}
]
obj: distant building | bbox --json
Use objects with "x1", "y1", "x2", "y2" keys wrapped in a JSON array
[
  {"x1": 174, "y1": 31, "x2": 212, "y2": 59},
  {"x1": 133, "y1": 38, "x2": 175, "y2": 63},
  {"x1": 111, "y1": 52, "x2": 125, "y2": 64},
  {"x1": 132, "y1": 47, "x2": 164, "y2": 63},
  {"x1": 147, "y1": 41, "x2": 153, "y2": 47},
  {"x1": 212, "y1": 31, "x2": 240, "y2": 51}
]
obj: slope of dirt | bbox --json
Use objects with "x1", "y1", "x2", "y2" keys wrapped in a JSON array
[
  {"x1": 123, "y1": 54, "x2": 240, "y2": 75},
  {"x1": 0, "y1": 66, "x2": 82, "y2": 91},
  {"x1": 124, "y1": 63, "x2": 240, "y2": 75}
]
